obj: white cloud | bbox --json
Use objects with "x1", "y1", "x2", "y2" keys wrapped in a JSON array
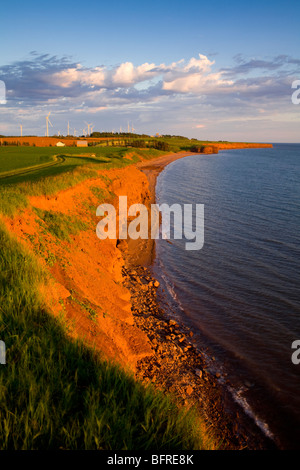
[
  {"x1": 36, "y1": 53, "x2": 232, "y2": 95},
  {"x1": 112, "y1": 61, "x2": 157, "y2": 86},
  {"x1": 50, "y1": 60, "x2": 159, "y2": 90},
  {"x1": 1, "y1": 52, "x2": 299, "y2": 141},
  {"x1": 162, "y1": 54, "x2": 233, "y2": 93}
]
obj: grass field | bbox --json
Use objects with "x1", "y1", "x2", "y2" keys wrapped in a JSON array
[
  {"x1": 0, "y1": 147, "x2": 133, "y2": 185},
  {"x1": 0, "y1": 146, "x2": 166, "y2": 216},
  {"x1": 0, "y1": 135, "x2": 226, "y2": 186},
  {"x1": 0, "y1": 147, "x2": 56, "y2": 173}
]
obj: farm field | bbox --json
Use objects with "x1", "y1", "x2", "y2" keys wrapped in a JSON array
[
  {"x1": 0, "y1": 145, "x2": 168, "y2": 216},
  {"x1": 0, "y1": 147, "x2": 124, "y2": 184},
  {"x1": 0, "y1": 146, "x2": 165, "y2": 186},
  {"x1": 0, "y1": 136, "x2": 223, "y2": 185},
  {"x1": 0, "y1": 147, "x2": 56, "y2": 173}
]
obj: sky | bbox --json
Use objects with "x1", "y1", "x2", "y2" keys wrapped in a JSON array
[{"x1": 1, "y1": 0, "x2": 300, "y2": 142}]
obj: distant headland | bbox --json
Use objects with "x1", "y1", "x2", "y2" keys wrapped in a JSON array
[{"x1": 0, "y1": 132, "x2": 273, "y2": 153}]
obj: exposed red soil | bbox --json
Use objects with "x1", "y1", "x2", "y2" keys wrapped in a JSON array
[
  {"x1": 2, "y1": 165, "x2": 156, "y2": 371},
  {"x1": 216, "y1": 142, "x2": 273, "y2": 149}
]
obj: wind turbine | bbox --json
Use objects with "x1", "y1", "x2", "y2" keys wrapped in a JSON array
[
  {"x1": 73, "y1": 128, "x2": 77, "y2": 136},
  {"x1": 46, "y1": 112, "x2": 53, "y2": 137},
  {"x1": 85, "y1": 122, "x2": 93, "y2": 136},
  {"x1": 20, "y1": 124, "x2": 23, "y2": 137},
  {"x1": 67, "y1": 121, "x2": 70, "y2": 136}
]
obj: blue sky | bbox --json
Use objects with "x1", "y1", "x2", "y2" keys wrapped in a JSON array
[{"x1": 1, "y1": 0, "x2": 300, "y2": 141}]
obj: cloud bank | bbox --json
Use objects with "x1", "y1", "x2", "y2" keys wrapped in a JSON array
[{"x1": 0, "y1": 51, "x2": 299, "y2": 141}]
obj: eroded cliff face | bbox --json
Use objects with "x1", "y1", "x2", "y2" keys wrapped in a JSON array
[
  {"x1": 191, "y1": 142, "x2": 273, "y2": 154},
  {"x1": 2, "y1": 165, "x2": 154, "y2": 371},
  {"x1": 216, "y1": 143, "x2": 273, "y2": 149}
]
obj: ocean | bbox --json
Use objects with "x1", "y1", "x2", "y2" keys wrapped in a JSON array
[{"x1": 153, "y1": 143, "x2": 300, "y2": 449}]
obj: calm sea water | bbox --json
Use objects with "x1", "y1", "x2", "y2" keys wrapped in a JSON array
[{"x1": 153, "y1": 144, "x2": 300, "y2": 449}]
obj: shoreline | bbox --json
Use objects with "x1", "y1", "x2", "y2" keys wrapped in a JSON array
[
  {"x1": 122, "y1": 150, "x2": 278, "y2": 450},
  {"x1": 124, "y1": 151, "x2": 204, "y2": 266},
  {"x1": 1, "y1": 145, "x2": 279, "y2": 449}
]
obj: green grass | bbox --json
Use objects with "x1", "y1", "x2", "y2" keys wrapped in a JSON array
[
  {"x1": 0, "y1": 222, "x2": 213, "y2": 450},
  {"x1": 34, "y1": 208, "x2": 89, "y2": 241},
  {"x1": 0, "y1": 147, "x2": 125, "y2": 186},
  {"x1": 0, "y1": 147, "x2": 56, "y2": 173},
  {"x1": 0, "y1": 146, "x2": 169, "y2": 216},
  {"x1": 0, "y1": 166, "x2": 99, "y2": 217},
  {"x1": 0, "y1": 146, "x2": 164, "y2": 184}
]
